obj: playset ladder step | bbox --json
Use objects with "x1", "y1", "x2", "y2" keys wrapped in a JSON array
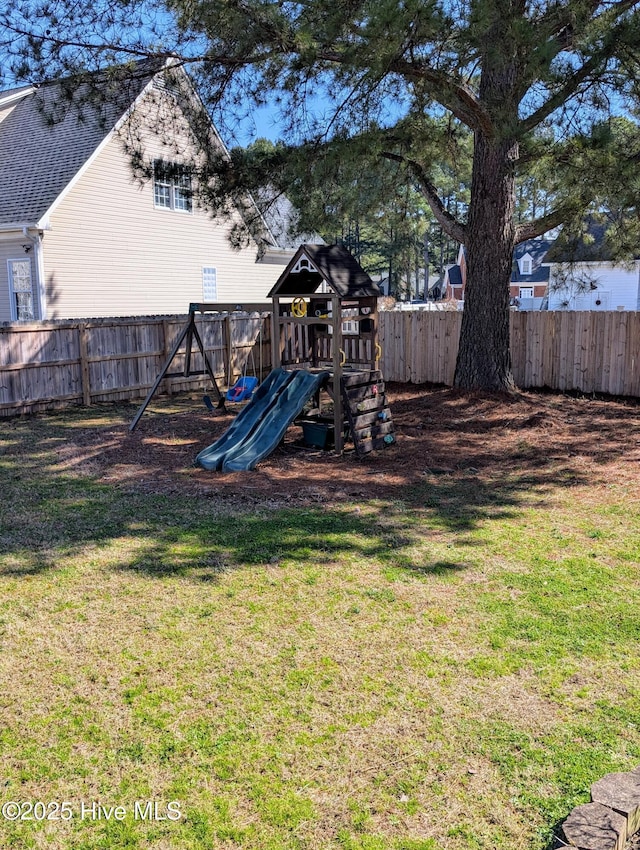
[{"x1": 340, "y1": 370, "x2": 395, "y2": 457}]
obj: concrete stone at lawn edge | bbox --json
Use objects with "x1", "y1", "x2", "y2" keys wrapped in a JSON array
[
  {"x1": 591, "y1": 771, "x2": 640, "y2": 836},
  {"x1": 562, "y1": 802, "x2": 627, "y2": 850}
]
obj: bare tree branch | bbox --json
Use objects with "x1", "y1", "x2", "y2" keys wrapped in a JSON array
[
  {"x1": 515, "y1": 202, "x2": 587, "y2": 243},
  {"x1": 382, "y1": 151, "x2": 467, "y2": 244}
]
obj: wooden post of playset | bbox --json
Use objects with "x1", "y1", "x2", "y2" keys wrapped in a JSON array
[
  {"x1": 331, "y1": 292, "x2": 344, "y2": 455},
  {"x1": 271, "y1": 296, "x2": 282, "y2": 369}
]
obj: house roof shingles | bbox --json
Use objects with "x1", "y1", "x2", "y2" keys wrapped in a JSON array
[
  {"x1": 512, "y1": 266, "x2": 550, "y2": 284},
  {"x1": 543, "y1": 217, "x2": 640, "y2": 263},
  {"x1": 256, "y1": 189, "x2": 323, "y2": 250},
  {"x1": 0, "y1": 60, "x2": 163, "y2": 227},
  {"x1": 511, "y1": 238, "x2": 553, "y2": 284},
  {"x1": 446, "y1": 265, "x2": 463, "y2": 287},
  {"x1": 514, "y1": 238, "x2": 553, "y2": 266}
]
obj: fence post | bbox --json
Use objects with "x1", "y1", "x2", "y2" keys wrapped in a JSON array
[
  {"x1": 223, "y1": 314, "x2": 233, "y2": 388},
  {"x1": 78, "y1": 322, "x2": 91, "y2": 406},
  {"x1": 162, "y1": 319, "x2": 173, "y2": 396}
]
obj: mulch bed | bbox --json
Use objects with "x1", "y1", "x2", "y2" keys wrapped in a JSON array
[{"x1": 68, "y1": 383, "x2": 640, "y2": 508}]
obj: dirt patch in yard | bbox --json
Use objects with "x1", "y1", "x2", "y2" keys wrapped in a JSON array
[{"x1": 47, "y1": 383, "x2": 640, "y2": 509}]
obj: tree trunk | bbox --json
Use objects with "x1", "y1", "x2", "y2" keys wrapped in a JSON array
[
  {"x1": 453, "y1": 33, "x2": 520, "y2": 393},
  {"x1": 453, "y1": 129, "x2": 518, "y2": 392}
]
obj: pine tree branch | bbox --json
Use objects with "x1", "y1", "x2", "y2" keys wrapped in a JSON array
[
  {"x1": 317, "y1": 50, "x2": 493, "y2": 135},
  {"x1": 3, "y1": 24, "x2": 281, "y2": 71},
  {"x1": 3, "y1": 25, "x2": 164, "y2": 62},
  {"x1": 389, "y1": 58, "x2": 493, "y2": 137},
  {"x1": 538, "y1": 0, "x2": 637, "y2": 48},
  {"x1": 515, "y1": 202, "x2": 587, "y2": 243},
  {"x1": 520, "y1": 54, "x2": 605, "y2": 133},
  {"x1": 381, "y1": 151, "x2": 467, "y2": 244},
  {"x1": 535, "y1": 0, "x2": 601, "y2": 50},
  {"x1": 221, "y1": 0, "x2": 493, "y2": 135},
  {"x1": 520, "y1": 0, "x2": 640, "y2": 131}
]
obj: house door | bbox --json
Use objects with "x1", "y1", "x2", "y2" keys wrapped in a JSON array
[{"x1": 8, "y1": 258, "x2": 37, "y2": 321}]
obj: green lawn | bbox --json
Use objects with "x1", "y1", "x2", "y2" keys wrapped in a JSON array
[{"x1": 1, "y1": 403, "x2": 639, "y2": 850}]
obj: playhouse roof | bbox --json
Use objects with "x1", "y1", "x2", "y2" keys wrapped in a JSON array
[{"x1": 268, "y1": 244, "x2": 381, "y2": 298}]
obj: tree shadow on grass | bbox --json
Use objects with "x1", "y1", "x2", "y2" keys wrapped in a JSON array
[
  {"x1": 0, "y1": 551, "x2": 59, "y2": 577},
  {"x1": 0, "y1": 464, "x2": 546, "y2": 582},
  {"x1": 0, "y1": 387, "x2": 620, "y2": 581}
]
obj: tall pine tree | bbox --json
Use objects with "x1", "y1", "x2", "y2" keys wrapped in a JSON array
[{"x1": 4, "y1": 0, "x2": 640, "y2": 389}]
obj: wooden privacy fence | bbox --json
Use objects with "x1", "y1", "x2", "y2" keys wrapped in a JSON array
[
  {"x1": 509, "y1": 309, "x2": 640, "y2": 396},
  {"x1": 0, "y1": 312, "x2": 271, "y2": 417},
  {"x1": 1, "y1": 309, "x2": 639, "y2": 417},
  {"x1": 379, "y1": 310, "x2": 462, "y2": 385},
  {"x1": 378, "y1": 309, "x2": 640, "y2": 396}
]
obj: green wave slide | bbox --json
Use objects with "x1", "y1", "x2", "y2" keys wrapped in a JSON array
[{"x1": 195, "y1": 368, "x2": 330, "y2": 472}]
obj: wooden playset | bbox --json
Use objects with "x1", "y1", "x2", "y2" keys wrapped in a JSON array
[
  {"x1": 130, "y1": 244, "x2": 395, "y2": 462},
  {"x1": 268, "y1": 244, "x2": 395, "y2": 456}
]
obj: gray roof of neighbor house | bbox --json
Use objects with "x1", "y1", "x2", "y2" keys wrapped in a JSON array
[
  {"x1": 0, "y1": 59, "x2": 164, "y2": 227},
  {"x1": 512, "y1": 266, "x2": 550, "y2": 284},
  {"x1": 256, "y1": 189, "x2": 323, "y2": 250},
  {"x1": 511, "y1": 238, "x2": 553, "y2": 284},
  {"x1": 446, "y1": 265, "x2": 463, "y2": 287},
  {"x1": 268, "y1": 244, "x2": 381, "y2": 298},
  {"x1": 514, "y1": 238, "x2": 553, "y2": 265},
  {"x1": 544, "y1": 217, "x2": 639, "y2": 262}
]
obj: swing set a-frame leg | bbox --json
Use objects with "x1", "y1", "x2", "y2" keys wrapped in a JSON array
[
  {"x1": 129, "y1": 313, "x2": 225, "y2": 432},
  {"x1": 190, "y1": 320, "x2": 225, "y2": 410}
]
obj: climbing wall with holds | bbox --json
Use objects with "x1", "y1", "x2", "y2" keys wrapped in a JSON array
[{"x1": 341, "y1": 370, "x2": 395, "y2": 457}]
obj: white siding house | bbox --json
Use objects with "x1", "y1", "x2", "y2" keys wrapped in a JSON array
[
  {"x1": 0, "y1": 60, "x2": 314, "y2": 322},
  {"x1": 547, "y1": 261, "x2": 640, "y2": 311},
  {"x1": 545, "y1": 218, "x2": 640, "y2": 311}
]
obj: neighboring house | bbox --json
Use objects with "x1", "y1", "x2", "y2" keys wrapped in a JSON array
[
  {"x1": 544, "y1": 218, "x2": 640, "y2": 311},
  {"x1": 444, "y1": 240, "x2": 552, "y2": 308},
  {"x1": 0, "y1": 59, "x2": 317, "y2": 322},
  {"x1": 509, "y1": 239, "x2": 553, "y2": 310},
  {"x1": 443, "y1": 246, "x2": 467, "y2": 301},
  {"x1": 427, "y1": 275, "x2": 444, "y2": 300},
  {"x1": 431, "y1": 226, "x2": 640, "y2": 311},
  {"x1": 371, "y1": 274, "x2": 391, "y2": 296}
]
